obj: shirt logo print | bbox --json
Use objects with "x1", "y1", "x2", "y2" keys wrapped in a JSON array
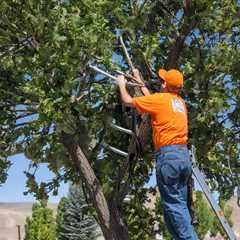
[{"x1": 172, "y1": 98, "x2": 185, "y2": 114}]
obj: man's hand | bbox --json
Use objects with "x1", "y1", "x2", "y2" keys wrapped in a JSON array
[
  {"x1": 116, "y1": 75, "x2": 126, "y2": 88},
  {"x1": 133, "y1": 68, "x2": 144, "y2": 85}
]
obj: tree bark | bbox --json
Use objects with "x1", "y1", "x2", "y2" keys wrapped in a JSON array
[{"x1": 61, "y1": 131, "x2": 129, "y2": 240}]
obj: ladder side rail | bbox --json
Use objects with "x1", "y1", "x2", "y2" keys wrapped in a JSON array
[{"x1": 192, "y1": 165, "x2": 236, "y2": 240}]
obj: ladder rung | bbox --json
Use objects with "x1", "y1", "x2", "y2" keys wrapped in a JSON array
[
  {"x1": 110, "y1": 123, "x2": 134, "y2": 136},
  {"x1": 123, "y1": 194, "x2": 134, "y2": 203},
  {"x1": 103, "y1": 143, "x2": 128, "y2": 157}
]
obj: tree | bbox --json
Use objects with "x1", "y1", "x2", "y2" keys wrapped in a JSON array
[
  {"x1": 24, "y1": 201, "x2": 56, "y2": 240},
  {"x1": 194, "y1": 191, "x2": 233, "y2": 239},
  {"x1": 0, "y1": 66, "x2": 15, "y2": 186},
  {"x1": 194, "y1": 191, "x2": 216, "y2": 239},
  {"x1": 56, "y1": 185, "x2": 101, "y2": 240},
  {"x1": 0, "y1": 156, "x2": 11, "y2": 186},
  {"x1": 123, "y1": 187, "x2": 156, "y2": 240},
  {"x1": 1, "y1": 0, "x2": 240, "y2": 239},
  {"x1": 56, "y1": 196, "x2": 68, "y2": 238},
  {"x1": 210, "y1": 198, "x2": 233, "y2": 238}
]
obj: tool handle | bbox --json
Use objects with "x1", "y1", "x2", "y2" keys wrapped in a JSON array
[
  {"x1": 119, "y1": 36, "x2": 135, "y2": 72},
  {"x1": 89, "y1": 64, "x2": 117, "y2": 80},
  {"x1": 89, "y1": 65, "x2": 143, "y2": 87},
  {"x1": 115, "y1": 70, "x2": 138, "y2": 82}
]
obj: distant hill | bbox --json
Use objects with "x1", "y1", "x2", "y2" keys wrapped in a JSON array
[
  {"x1": 0, "y1": 202, "x2": 58, "y2": 240},
  {"x1": 0, "y1": 202, "x2": 104, "y2": 240},
  {"x1": 0, "y1": 198, "x2": 239, "y2": 240}
]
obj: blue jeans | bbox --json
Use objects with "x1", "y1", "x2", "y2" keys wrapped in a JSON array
[{"x1": 155, "y1": 144, "x2": 198, "y2": 240}]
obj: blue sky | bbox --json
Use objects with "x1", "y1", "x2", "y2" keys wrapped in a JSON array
[
  {"x1": 0, "y1": 154, "x2": 69, "y2": 203},
  {"x1": 0, "y1": 152, "x2": 213, "y2": 204},
  {"x1": 0, "y1": 152, "x2": 206, "y2": 203},
  {"x1": 0, "y1": 153, "x2": 157, "y2": 203}
]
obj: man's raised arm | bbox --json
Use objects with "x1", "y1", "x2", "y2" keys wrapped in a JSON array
[
  {"x1": 132, "y1": 68, "x2": 151, "y2": 96},
  {"x1": 116, "y1": 75, "x2": 133, "y2": 106}
]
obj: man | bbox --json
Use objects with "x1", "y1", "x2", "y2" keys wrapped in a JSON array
[{"x1": 116, "y1": 69, "x2": 198, "y2": 240}]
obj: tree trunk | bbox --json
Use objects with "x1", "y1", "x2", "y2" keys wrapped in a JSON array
[
  {"x1": 61, "y1": 131, "x2": 129, "y2": 240},
  {"x1": 109, "y1": 201, "x2": 130, "y2": 240}
]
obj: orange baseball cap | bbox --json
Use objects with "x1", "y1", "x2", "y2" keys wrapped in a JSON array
[{"x1": 158, "y1": 69, "x2": 184, "y2": 88}]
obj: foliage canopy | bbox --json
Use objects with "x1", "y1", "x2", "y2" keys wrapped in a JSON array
[{"x1": 1, "y1": 0, "x2": 239, "y2": 238}]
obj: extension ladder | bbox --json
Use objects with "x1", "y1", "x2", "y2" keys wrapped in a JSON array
[{"x1": 190, "y1": 146, "x2": 236, "y2": 240}]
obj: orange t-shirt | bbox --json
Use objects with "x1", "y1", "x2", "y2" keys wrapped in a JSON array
[{"x1": 132, "y1": 93, "x2": 188, "y2": 150}]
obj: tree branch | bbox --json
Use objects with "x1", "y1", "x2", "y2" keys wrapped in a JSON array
[{"x1": 166, "y1": 3, "x2": 198, "y2": 69}]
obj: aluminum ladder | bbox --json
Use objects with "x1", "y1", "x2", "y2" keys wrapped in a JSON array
[{"x1": 191, "y1": 146, "x2": 236, "y2": 240}]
